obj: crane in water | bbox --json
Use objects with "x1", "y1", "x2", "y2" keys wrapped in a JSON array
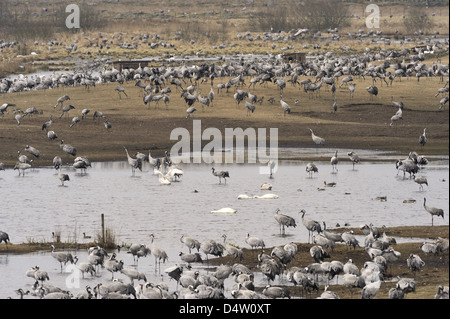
[
  {"x1": 274, "y1": 208, "x2": 296, "y2": 236},
  {"x1": 423, "y1": 197, "x2": 444, "y2": 226},
  {"x1": 124, "y1": 147, "x2": 142, "y2": 176}
]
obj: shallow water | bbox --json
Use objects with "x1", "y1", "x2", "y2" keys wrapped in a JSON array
[{"x1": 0, "y1": 149, "x2": 448, "y2": 299}]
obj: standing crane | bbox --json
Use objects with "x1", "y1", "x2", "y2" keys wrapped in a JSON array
[
  {"x1": 124, "y1": 147, "x2": 142, "y2": 176},
  {"x1": 274, "y1": 208, "x2": 296, "y2": 236},
  {"x1": 423, "y1": 198, "x2": 444, "y2": 226},
  {"x1": 309, "y1": 128, "x2": 325, "y2": 145}
]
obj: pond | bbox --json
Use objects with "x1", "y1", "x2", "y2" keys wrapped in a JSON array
[{"x1": 0, "y1": 148, "x2": 448, "y2": 299}]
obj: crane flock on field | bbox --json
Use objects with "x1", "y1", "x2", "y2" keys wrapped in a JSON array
[{"x1": 0, "y1": 29, "x2": 449, "y2": 300}]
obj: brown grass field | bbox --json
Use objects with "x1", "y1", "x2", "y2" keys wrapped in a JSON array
[{"x1": 0, "y1": 66, "x2": 448, "y2": 167}]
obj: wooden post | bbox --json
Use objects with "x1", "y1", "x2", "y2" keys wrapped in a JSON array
[{"x1": 101, "y1": 214, "x2": 105, "y2": 246}]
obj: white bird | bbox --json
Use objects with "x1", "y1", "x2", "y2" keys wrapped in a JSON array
[
  {"x1": 309, "y1": 128, "x2": 325, "y2": 145},
  {"x1": 124, "y1": 147, "x2": 142, "y2": 176},
  {"x1": 155, "y1": 169, "x2": 171, "y2": 185},
  {"x1": 423, "y1": 197, "x2": 444, "y2": 226}
]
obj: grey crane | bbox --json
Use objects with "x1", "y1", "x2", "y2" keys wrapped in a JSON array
[
  {"x1": 73, "y1": 156, "x2": 91, "y2": 175},
  {"x1": 388, "y1": 287, "x2": 405, "y2": 299},
  {"x1": 396, "y1": 277, "x2": 416, "y2": 296},
  {"x1": 211, "y1": 167, "x2": 229, "y2": 184},
  {"x1": 434, "y1": 285, "x2": 449, "y2": 299},
  {"x1": 0, "y1": 162, "x2": 4, "y2": 171},
  {"x1": 423, "y1": 197, "x2": 444, "y2": 226},
  {"x1": 347, "y1": 151, "x2": 360, "y2": 169},
  {"x1": 149, "y1": 233, "x2": 168, "y2": 271},
  {"x1": 104, "y1": 119, "x2": 112, "y2": 130},
  {"x1": 319, "y1": 285, "x2": 340, "y2": 299},
  {"x1": 47, "y1": 130, "x2": 58, "y2": 140},
  {"x1": 361, "y1": 280, "x2": 381, "y2": 299},
  {"x1": 60, "y1": 140, "x2": 77, "y2": 156},
  {"x1": 245, "y1": 233, "x2": 265, "y2": 252},
  {"x1": 81, "y1": 108, "x2": 90, "y2": 119},
  {"x1": 310, "y1": 245, "x2": 330, "y2": 263},
  {"x1": 0, "y1": 103, "x2": 15, "y2": 116},
  {"x1": 54, "y1": 94, "x2": 70, "y2": 108},
  {"x1": 330, "y1": 150, "x2": 338, "y2": 172},
  {"x1": 17, "y1": 150, "x2": 28, "y2": 163},
  {"x1": 25, "y1": 145, "x2": 40, "y2": 158},
  {"x1": 179, "y1": 252, "x2": 203, "y2": 265},
  {"x1": 104, "y1": 253, "x2": 123, "y2": 280},
  {"x1": 391, "y1": 96, "x2": 404, "y2": 109},
  {"x1": 222, "y1": 235, "x2": 243, "y2": 262},
  {"x1": 70, "y1": 116, "x2": 80, "y2": 128},
  {"x1": 348, "y1": 83, "x2": 356, "y2": 99},
  {"x1": 52, "y1": 156, "x2": 62, "y2": 171},
  {"x1": 262, "y1": 285, "x2": 290, "y2": 299},
  {"x1": 306, "y1": 162, "x2": 318, "y2": 178},
  {"x1": 322, "y1": 222, "x2": 343, "y2": 243},
  {"x1": 186, "y1": 106, "x2": 196, "y2": 118},
  {"x1": 419, "y1": 128, "x2": 427, "y2": 147},
  {"x1": 309, "y1": 128, "x2": 325, "y2": 145},
  {"x1": 124, "y1": 147, "x2": 142, "y2": 176},
  {"x1": 200, "y1": 239, "x2": 224, "y2": 261},
  {"x1": 366, "y1": 86, "x2": 378, "y2": 100},
  {"x1": 332, "y1": 100, "x2": 338, "y2": 112},
  {"x1": 126, "y1": 243, "x2": 149, "y2": 264},
  {"x1": 93, "y1": 110, "x2": 105, "y2": 120},
  {"x1": 271, "y1": 246, "x2": 294, "y2": 265},
  {"x1": 244, "y1": 100, "x2": 255, "y2": 116},
  {"x1": 407, "y1": 253, "x2": 425, "y2": 277},
  {"x1": 14, "y1": 162, "x2": 31, "y2": 176},
  {"x1": 73, "y1": 256, "x2": 96, "y2": 278},
  {"x1": 280, "y1": 99, "x2": 291, "y2": 116},
  {"x1": 0, "y1": 231, "x2": 9, "y2": 248},
  {"x1": 341, "y1": 230, "x2": 360, "y2": 250},
  {"x1": 50, "y1": 245, "x2": 74, "y2": 272},
  {"x1": 180, "y1": 234, "x2": 200, "y2": 253},
  {"x1": 120, "y1": 268, "x2": 147, "y2": 285},
  {"x1": 274, "y1": 208, "x2": 296, "y2": 236},
  {"x1": 41, "y1": 115, "x2": 53, "y2": 132},
  {"x1": 259, "y1": 256, "x2": 283, "y2": 284},
  {"x1": 301, "y1": 209, "x2": 322, "y2": 243},
  {"x1": 414, "y1": 175, "x2": 428, "y2": 191},
  {"x1": 58, "y1": 168, "x2": 70, "y2": 186},
  {"x1": 59, "y1": 104, "x2": 75, "y2": 118},
  {"x1": 439, "y1": 96, "x2": 448, "y2": 110},
  {"x1": 115, "y1": 86, "x2": 128, "y2": 99}
]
